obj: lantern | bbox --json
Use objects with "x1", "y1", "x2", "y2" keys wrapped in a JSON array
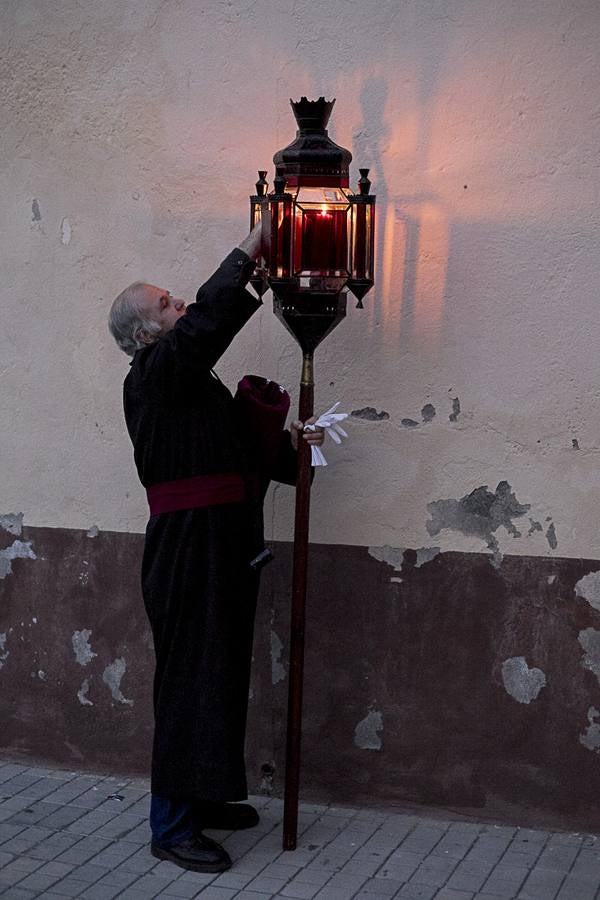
[
  {"x1": 251, "y1": 97, "x2": 375, "y2": 344},
  {"x1": 250, "y1": 97, "x2": 375, "y2": 851}
]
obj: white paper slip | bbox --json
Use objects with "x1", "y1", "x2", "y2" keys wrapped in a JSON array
[{"x1": 304, "y1": 402, "x2": 350, "y2": 466}]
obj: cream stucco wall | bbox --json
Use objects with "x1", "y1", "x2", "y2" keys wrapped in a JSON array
[{"x1": 2, "y1": 0, "x2": 600, "y2": 561}]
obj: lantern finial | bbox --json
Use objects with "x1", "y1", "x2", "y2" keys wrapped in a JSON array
[
  {"x1": 255, "y1": 171, "x2": 268, "y2": 196},
  {"x1": 358, "y1": 168, "x2": 371, "y2": 195}
]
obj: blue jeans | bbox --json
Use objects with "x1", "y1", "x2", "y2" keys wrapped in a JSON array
[{"x1": 150, "y1": 794, "x2": 195, "y2": 848}]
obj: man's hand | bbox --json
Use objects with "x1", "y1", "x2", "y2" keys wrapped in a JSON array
[
  {"x1": 290, "y1": 417, "x2": 325, "y2": 451},
  {"x1": 237, "y1": 222, "x2": 263, "y2": 262}
]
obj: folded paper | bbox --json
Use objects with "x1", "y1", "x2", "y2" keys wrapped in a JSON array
[{"x1": 304, "y1": 402, "x2": 349, "y2": 466}]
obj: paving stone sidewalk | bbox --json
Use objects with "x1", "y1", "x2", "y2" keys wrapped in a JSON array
[{"x1": 0, "y1": 761, "x2": 599, "y2": 900}]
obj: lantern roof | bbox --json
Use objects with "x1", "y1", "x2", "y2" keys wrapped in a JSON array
[{"x1": 272, "y1": 97, "x2": 352, "y2": 188}]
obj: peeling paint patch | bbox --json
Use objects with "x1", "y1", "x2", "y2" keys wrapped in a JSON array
[
  {"x1": 354, "y1": 708, "x2": 383, "y2": 750},
  {"x1": 401, "y1": 418, "x2": 419, "y2": 428},
  {"x1": 350, "y1": 407, "x2": 390, "y2": 421},
  {"x1": 270, "y1": 630, "x2": 285, "y2": 684},
  {"x1": 37, "y1": 670, "x2": 47, "y2": 681},
  {"x1": 449, "y1": 397, "x2": 461, "y2": 422},
  {"x1": 572, "y1": 439, "x2": 580, "y2": 450},
  {"x1": 64, "y1": 740, "x2": 84, "y2": 761},
  {"x1": 528, "y1": 519, "x2": 543, "y2": 535},
  {"x1": 0, "y1": 513, "x2": 23, "y2": 536},
  {"x1": 259, "y1": 762, "x2": 275, "y2": 795},
  {"x1": 71, "y1": 629, "x2": 97, "y2": 667},
  {"x1": 86, "y1": 525, "x2": 99, "y2": 538},
  {"x1": 501, "y1": 657, "x2": 546, "y2": 703},
  {"x1": 77, "y1": 678, "x2": 93, "y2": 706},
  {"x1": 426, "y1": 481, "x2": 530, "y2": 568},
  {"x1": 415, "y1": 547, "x2": 442, "y2": 568},
  {"x1": 60, "y1": 217, "x2": 72, "y2": 245},
  {"x1": 0, "y1": 633, "x2": 8, "y2": 669},
  {"x1": 368, "y1": 545, "x2": 441, "y2": 581},
  {"x1": 546, "y1": 522, "x2": 558, "y2": 549},
  {"x1": 547, "y1": 575, "x2": 557, "y2": 585},
  {"x1": 580, "y1": 707, "x2": 600, "y2": 753},
  {"x1": 0, "y1": 540, "x2": 37, "y2": 579},
  {"x1": 421, "y1": 404, "x2": 436, "y2": 423},
  {"x1": 31, "y1": 199, "x2": 41, "y2": 221},
  {"x1": 369, "y1": 545, "x2": 404, "y2": 571},
  {"x1": 102, "y1": 658, "x2": 133, "y2": 706},
  {"x1": 575, "y1": 571, "x2": 600, "y2": 611},
  {"x1": 578, "y1": 629, "x2": 600, "y2": 685}
]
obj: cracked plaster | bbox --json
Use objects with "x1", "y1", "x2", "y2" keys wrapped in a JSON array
[{"x1": 1, "y1": 1, "x2": 599, "y2": 562}]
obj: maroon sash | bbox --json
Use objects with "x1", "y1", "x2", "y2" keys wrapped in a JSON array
[{"x1": 147, "y1": 472, "x2": 246, "y2": 516}]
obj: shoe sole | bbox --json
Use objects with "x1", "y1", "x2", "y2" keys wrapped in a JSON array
[{"x1": 151, "y1": 843, "x2": 232, "y2": 873}]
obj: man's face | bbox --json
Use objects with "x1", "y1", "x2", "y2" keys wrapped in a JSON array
[{"x1": 139, "y1": 285, "x2": 187, "y2": 336}]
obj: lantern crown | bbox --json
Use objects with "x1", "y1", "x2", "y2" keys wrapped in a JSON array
[
  {"x1": 272, "y1": 96, "x2": 352, "y2": 187},
  {"x1": 290, "y1": 96, "x2": 334, "y2": 131}
]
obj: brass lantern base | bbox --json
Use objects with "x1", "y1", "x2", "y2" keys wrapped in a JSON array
[{"x1": 272, "y1": 287, "x2": 347, "y2": 354}]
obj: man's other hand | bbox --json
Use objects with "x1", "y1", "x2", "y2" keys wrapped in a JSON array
[{"x1": 290, "y1": 418, "x2": 325, "y2": 451}]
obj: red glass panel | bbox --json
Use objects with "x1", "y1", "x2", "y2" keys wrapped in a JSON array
[
  {"x1": 302, "y1": 209, "x2": 347, "y2": 272},
  {"x1": 290, "y1": 187, "x2": 351, "y2": 277},
  {"x1": 292, "y1": 208, "x2": 349, "y2": 276}
]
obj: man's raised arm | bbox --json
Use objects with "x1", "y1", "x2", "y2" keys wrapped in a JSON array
[{"x1": 155, "y1": 224, "x2": 263, "y2": 373}]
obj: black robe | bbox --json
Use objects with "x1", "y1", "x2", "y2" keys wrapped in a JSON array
[{"x1": 123, "y1": 248, "x2": 297, "y2": 800}]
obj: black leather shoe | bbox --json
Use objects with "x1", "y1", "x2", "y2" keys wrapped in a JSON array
[
  {"x1": 151, "y1": 833, "x2": 232, "y2": 872},
  {"x1": 194, "y1": 800, "x2": 260, "y2": 830}
]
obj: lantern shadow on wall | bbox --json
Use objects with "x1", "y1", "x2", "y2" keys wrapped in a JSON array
[{"x1": 352, "y1": 75, "x2": 450, "y2": 353}]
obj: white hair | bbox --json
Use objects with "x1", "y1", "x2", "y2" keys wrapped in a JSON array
[{"x1": 108, "y1": 282, "x2": 162, "y2": 356}]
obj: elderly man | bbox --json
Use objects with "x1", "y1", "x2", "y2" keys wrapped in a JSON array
[{"x1": 109, "y1": 224, "x2": 323, "y2": 873}]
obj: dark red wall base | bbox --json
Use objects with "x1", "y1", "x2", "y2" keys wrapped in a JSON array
[{"x1": 1, "y1": 524, "x2": 599, "y2": 832}]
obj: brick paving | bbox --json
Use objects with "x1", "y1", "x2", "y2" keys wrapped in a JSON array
[{"x1": 0, "y1": 762, "x2": 599, "y2": 899}]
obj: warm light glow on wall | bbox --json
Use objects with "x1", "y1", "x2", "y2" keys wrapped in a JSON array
[
  {"x1": 413, "y1": 202, "x2": 450, "y2": 335},
  {"x1": 372, "y1": 204, "x2": 404, "y2": 347},
  {"x1": 328, "y1": 62, "x2": 453, "y2": 345},
  {"x1": 367, "y1": 200, "x2": 449, "y2": 349}
]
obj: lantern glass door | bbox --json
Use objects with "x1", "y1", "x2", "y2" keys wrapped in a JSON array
[
  {"x1": 268, "y1": 196, "x2": 293, "y2": 278},
  {"x1": 350, "y1": 201, "x2": 374, "y2": 282},
  {"x1": 293, "y1": 187, "x2": 350, "y2": 277},
  {"x1": 251, "y1": 201, "x2": 262, "y2": 230}
]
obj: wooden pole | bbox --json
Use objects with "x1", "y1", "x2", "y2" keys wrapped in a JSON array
[{"x1": 283, "y1": 351, "x2": 314, "y2": 850}]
